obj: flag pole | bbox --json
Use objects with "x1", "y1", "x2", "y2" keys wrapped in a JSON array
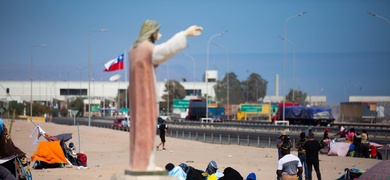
[{"x1": 124, "y1": 50, "x2": 128, "y2": 114}]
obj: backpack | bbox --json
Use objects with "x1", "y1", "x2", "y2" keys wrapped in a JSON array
[{"x1": 77, "y1": 153, "x2": 87, "y2": 167}]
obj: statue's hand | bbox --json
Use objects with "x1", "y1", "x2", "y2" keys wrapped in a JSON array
[
  {"x1": 157, "y1": 33, "x2": 162, "y2": 41},
  {"x1": 185, "y1": 26, "x2": 203, "y2": 37}
]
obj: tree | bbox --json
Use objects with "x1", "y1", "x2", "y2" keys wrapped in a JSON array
[
  {"x1": 161, "y1": 80, "x2": 186, "y2": 112},
  {"x1": 68, "y1": 97, "x2": 84, "y2": 117},
  {"x1": 242, "y1": 73, "x2": 268, "y2": 103},
  {"x1": 214, "y1": 72, "x2": 245, "y2": 104},
  {"x1": 286, "y1": 89, "x2": 307, "y2": 103},
  {"x1": 7, "y1": 101, "x2": 25, "y2": 116},
  {"x1": 117, "y1": 89, "x2": 128, "y2": 109}
]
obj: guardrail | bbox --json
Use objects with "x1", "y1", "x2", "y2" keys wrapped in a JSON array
[
  {"x1": 53, "y1": 117, "x2": 390, "y2": 140},
  {"x1": 47, "y1": 117, "x2": 390, "y2": 159},
  {"x1": 165, "y1": 121, "x2": 390, "y2": 141},
  {"x1": 47, "y1": 118, "x2": 390, "y2": 144}
]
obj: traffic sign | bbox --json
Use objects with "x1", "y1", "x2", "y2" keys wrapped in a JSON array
[
  {"x1": 240, "y1": 104, "x2": 262, "y2": 112},
  {"x1": 91, "y1": 105, "x2": 100, "y2": 112},
  {"x1": 121, "y1": 108, "x2": 129, "y2": 112},
  {"x1": 173, "y1": 99, "x2": 190, "y2": 109}
]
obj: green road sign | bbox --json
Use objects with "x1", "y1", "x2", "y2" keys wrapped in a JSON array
[
  {"x1": 271, "y1": 105, "x2": 278, "y2": 113},
  {"x1": 173, "y1": 99, "x2": 190, "y2": 109},
  {"x1": 91, "y1": 105, "x2": 100, "y2": 112},
  {"x1": 121, "y1": 108, "x2": 129, "y2": 112},
  {"x1": 241, "y1": 104, "x2": 262, "y2": 112}
]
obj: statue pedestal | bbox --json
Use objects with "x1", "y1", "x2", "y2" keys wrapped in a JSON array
[{"x1": 111, "y1": 169, "x2": 177, "y2": 180}]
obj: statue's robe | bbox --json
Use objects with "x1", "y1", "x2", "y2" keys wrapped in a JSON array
[{"x1": 129, "y1": 32, "x2": 187, "y2": 171}]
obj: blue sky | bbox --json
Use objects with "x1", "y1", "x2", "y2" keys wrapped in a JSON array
[{"x1": 0, "y1": 0, "x2": 389, "y2": 105}]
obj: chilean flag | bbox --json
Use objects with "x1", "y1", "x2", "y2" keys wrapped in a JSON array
[{"x1": 103, "y1": 54, "x2": 124, "y2": 72}]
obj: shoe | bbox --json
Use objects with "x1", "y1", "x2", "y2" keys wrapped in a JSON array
[
  {"x1": 156, "y1": 146, "x2": 159, "y2": 150},
  {"x1": 162, "y1": 148, "x2": 166, "y2": 150}
]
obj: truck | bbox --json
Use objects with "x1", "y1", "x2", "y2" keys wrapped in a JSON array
[
  {"x1": 185, "y1": 99, "x2": 225, "y2": 121},
  {"x1": 340, "y1": 102, "x2": 378, "y2": 123},
  {"x1": 186, "y1": 99, "x2": 206, "y2": 121},
  {"x1": 237, "y1": 103, "x2": 274, "y2": 121},
  {"x1": 207, "y1": 107, "x2": 225, "y2": 122},
  {"x1": 274, "y1": 102, "x2": 335, "y2": 126}
]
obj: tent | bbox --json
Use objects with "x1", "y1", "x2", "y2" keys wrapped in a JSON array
[
  {"x1": 31, "y1": 140, "x2": 71, "y2": 169},
  {"x1": 30, "y1": 125, "x2": 83, "y2": 169}
]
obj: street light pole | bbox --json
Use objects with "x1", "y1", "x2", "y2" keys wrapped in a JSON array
[
  {"x1": 212, "y1": 42, "x2": 229, "y2": 116},
  {"x1": 88, "y1": 28, "x2": 107, "y2": 126},
  {"x1": 182, "y1": 53, "x2": 196, "y2": 95},
  {"x1": 165, "y1": 64, "x2": 170, "y2": 116},
  {"x1": 72, "y1": 66, "x2": 83, "y2": 96},
  {"x1": 282, "y1": 12, "x2": 306, "y2": 121},
  {"x1": 206, "y1": 31, "x2": 227, "y2": 119},
  {"x1": 246, "y1": 70, "x2": 249, "y2": 103},
  {"x1": 30, "y1": 44, "x2": 46, "y2": 119},
  {"x1": 279, "y1": 36, "x2": 296, "y2": 103},
  {"x1": 367, "y1": 12, "x2": 390, "y2": 24}
]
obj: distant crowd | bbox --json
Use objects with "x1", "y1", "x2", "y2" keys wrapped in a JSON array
[
  {"x1": 164, "y1": 160, "x2": 256, "y2": 180},
  {"x1": 329, "y1": 125, "x2": 382, "y2": 159},
  {"x1": 161, "y1": 123, "x2": 382, "y2": 180}
]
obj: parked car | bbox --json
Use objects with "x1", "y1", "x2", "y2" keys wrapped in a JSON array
[{"x1": 112, "y1": 117, "x2": 130, "y2": 129}]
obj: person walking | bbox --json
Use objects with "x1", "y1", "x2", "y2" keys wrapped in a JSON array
[
  {"x1": 156, "y1": 120, "x2": 168, "y2": 150},
  {"x1": 302, "y1": 132, "x2": 322, "y2": 180},
  {"x1": 296, "y1": 132, "x2": 308, "y2": 180},
  {"x1": 276, "y1": 145, "x2": 303, "y2": 180}
]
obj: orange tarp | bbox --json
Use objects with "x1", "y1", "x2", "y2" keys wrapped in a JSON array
[{"x1": 31, "y1": 140, "x2": 67, "y2": 164}]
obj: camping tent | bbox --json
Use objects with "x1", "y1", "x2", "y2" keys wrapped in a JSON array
[{"x1": 31, "y1": 140, "x2": 70, "y2": 168}]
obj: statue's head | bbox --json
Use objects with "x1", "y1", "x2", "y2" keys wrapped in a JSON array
[{"x1": 133, "y1": 20, "x2": 161, "y2": 47}]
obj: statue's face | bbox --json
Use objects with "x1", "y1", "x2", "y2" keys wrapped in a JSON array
[{"x1": 150, "y1": 29, "x2": 161, "y2": 43}]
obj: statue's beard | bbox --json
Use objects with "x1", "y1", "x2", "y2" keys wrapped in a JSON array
[{"x1": 150, "y1": 34, "x2": 157, "y2": 43}]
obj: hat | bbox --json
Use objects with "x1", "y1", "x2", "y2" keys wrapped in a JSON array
[{"x1": 325, "y1": 128, "x2": 329, "y2": 132}]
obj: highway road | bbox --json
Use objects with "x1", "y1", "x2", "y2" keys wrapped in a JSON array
[{"x1": 50, "y1": 117, "x2": 390, "y2": 147}]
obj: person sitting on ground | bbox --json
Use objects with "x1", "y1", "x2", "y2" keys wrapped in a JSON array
[
  {"x1": 179, "y1": 163, "x2": 204, "y2": 180},
  {"x1": 218, "y1": 167, "x2": 243, "y2": 180},
  {"x1": 276, "y1": 145, "x2": 303, "y2": 180},
  {"x1": 165, "y1": 163, "x2": 187, "y2": 180}
]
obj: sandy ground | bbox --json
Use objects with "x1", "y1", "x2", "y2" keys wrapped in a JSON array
[{"x1": 3, "y1": 119, "x2": 382, "y2": 180}]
